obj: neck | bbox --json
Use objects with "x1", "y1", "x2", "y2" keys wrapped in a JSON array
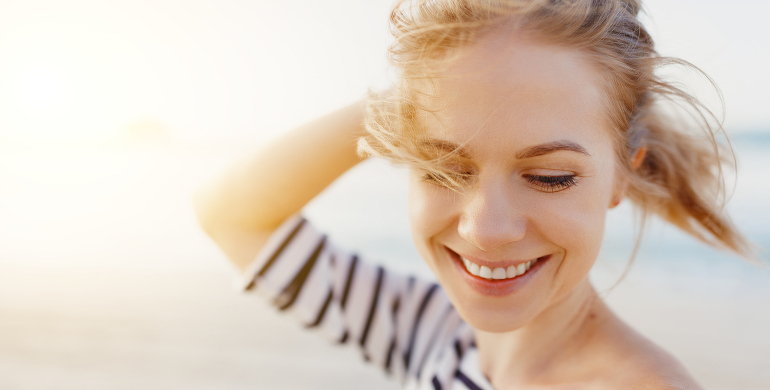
[{"x1": 474, "y1": 278, "x2": 609, "y2": 388}]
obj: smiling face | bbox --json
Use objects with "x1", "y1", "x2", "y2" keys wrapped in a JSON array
[{"x1": 407, "y1": 31, "x2": 623, "y2": 332}]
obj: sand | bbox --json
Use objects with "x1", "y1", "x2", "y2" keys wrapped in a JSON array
[{"x1": 2, "y1": 263, "x2": 768, "y2": 390}]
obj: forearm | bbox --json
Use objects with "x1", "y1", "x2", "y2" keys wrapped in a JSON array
[{"x1": 194, "y1": 100, "x2": 367, "y2": 270}]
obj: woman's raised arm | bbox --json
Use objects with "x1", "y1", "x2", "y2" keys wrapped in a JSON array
[{"x1": 194, "y1": 100, "x2": 367, "y2": 272}]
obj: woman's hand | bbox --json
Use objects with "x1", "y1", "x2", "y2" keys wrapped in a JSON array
[{"x1": 194, "y1": 100, "x2": 367, "y2": 272}]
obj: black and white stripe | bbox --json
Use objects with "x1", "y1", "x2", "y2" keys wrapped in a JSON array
[{"x1": 240, "y1": 215, "x2": 495, "y2": 390}]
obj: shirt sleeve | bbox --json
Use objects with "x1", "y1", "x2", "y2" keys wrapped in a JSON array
[{"x1": 237, "y1": 215, "x2": 458, "y2": 383}]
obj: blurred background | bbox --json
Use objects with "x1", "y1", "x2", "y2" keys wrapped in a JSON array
[{"x1": 0, "y1": 0, "x2": 768, "y2": 389}]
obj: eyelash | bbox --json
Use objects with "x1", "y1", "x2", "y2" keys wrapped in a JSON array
[
  {"x1": 422, "y1": 172, "x2": 578, "y2": 193},
  {"x1": 524, "y1": 174, "x2": 578, "y2": 192}
]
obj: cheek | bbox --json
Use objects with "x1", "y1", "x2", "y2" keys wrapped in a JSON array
[
  {"x1": 557, "y1": 193, "x2": 606, "y2": 258},
  {"x1": 407, "y1": 176, "x2": 459, "y2": 260},
  {"x1": 534, "y1": 176, "x2": 613, "y2": 292},
  {"x1": 541, "y1": 154, "x2": 618, "y2": 250}
]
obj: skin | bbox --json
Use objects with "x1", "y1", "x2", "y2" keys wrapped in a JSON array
[
  {"x1": 194, "y1": 25, "x2": 702, "y2": 390},
  {"x1": 194, "y1": 100, "x2": 367, "y2": 272},
  {"x1": 409, "y1": 32, "x2": 619, "y2": 334},
  {"x1": 407, "y1": 29, "x2": 701, "y2": 389}
]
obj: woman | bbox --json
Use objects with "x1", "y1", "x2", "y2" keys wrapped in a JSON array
[{"x1": 195, "y1": 0, "x2": 752, "y2": 388}]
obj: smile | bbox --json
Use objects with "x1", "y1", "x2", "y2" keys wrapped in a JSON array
[
  {"x1": 461, "y1": 257, "x2": 538, "y2": 280},
  {"x1": 444, "y1": 246, "x2": 550, "y2": 297}
]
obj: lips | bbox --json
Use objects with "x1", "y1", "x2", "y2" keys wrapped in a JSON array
[{"x1": 445, "y1": 246, "x2": 549, "y2": 297}]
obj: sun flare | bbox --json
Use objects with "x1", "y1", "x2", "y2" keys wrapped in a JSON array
[{"x1": 0, "y1": 23, "x2": 161, "y2": 144}]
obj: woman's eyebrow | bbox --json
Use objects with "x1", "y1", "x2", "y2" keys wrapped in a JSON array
[
  {"x1": 515, "y1": 140, "x2": 590, "y2": 159},
  {"x1": 420, "y1": 139, "x2": 590, "y2": 159}
]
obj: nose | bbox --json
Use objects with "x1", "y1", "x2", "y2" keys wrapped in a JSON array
[{"x1": 457, "y1": 180, "x2": 527, "y2": 251}]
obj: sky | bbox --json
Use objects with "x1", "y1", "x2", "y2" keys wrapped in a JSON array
[{"x1": 0, "y1": 0, "x2": 768, "y2": 146}]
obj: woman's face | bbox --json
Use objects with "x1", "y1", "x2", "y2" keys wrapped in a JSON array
[{"x1": 408, "y1": 32, "x2": 623, "y2": 332}]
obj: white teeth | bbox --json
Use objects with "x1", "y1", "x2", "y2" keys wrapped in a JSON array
[
  {"x1": 469, "y1": 262, "x2": 480, "y2": 276},
  {"x1": 491, "y1": 267, "x2": 507, "y2": 280},
  {"x1": 461, "y1": 256, "x2": 540, "y2": 280}
]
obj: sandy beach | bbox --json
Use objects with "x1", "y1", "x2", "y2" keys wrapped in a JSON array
[{"x1": 1, "y1": 144, "x2": 768, "y2": 390}]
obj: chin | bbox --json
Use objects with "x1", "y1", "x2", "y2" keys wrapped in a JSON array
[{"x1": 448, "y1": 288, "x2": 550, "y2": 333}]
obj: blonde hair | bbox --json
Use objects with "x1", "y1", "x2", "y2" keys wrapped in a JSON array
[{"x1": 359, "y1": 0, "x2": 754, "y2": 258}]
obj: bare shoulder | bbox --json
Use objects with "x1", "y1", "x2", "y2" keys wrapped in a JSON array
[
  {"x1": 602, "y1": 348, "x2": 704, "y2": 390},
  {"x1": 593, "y1": 311, "x2": 704, "y2": 390}
]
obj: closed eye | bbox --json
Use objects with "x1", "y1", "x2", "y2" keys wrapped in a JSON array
[{"x1": 524, "y1": 174, "x2": 578, "y2": 193}]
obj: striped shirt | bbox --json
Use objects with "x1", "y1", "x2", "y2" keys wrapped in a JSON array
[{"x1": 238, "y1": 215, "x2": 496, "y2": 390}]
